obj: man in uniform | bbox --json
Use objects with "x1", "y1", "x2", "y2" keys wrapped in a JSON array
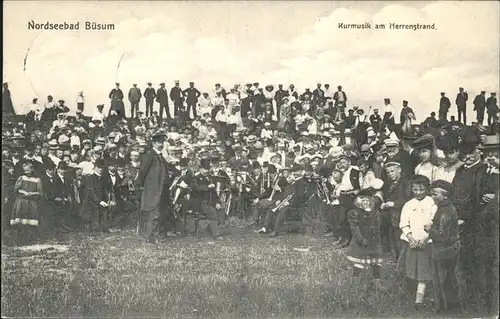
[
  {"x1": 144, "y1": 82, "x2": 156, "y2": 117},
  {"x1": 486, "y1": 92, "x2": 498, "y2": 126},
  {"x1": 183, "y1": 82, "x2": 201, "y2": 120},
  {"x1": 455, "y1": 87, "x2": 468, "y2": 124}
]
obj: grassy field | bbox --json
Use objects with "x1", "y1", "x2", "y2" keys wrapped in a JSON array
[{"x1": 1, "y1": 225, "x2": 440, "y2": 318}]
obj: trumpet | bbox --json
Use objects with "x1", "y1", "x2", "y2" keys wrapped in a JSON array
[
  {"x1": 320, "y1": 179, "x2": 332, "y2": 205},
  {"x1": 271, "y1": 193, "x2": 293, "y2": 212}
]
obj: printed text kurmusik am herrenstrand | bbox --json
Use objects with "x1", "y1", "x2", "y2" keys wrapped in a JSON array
[
  {"x1": 28, "y1": 20, "x2": 115, "y2": 31},
  {"x1": 338, "y1": 22, "x2": 436, "y2": 30}
]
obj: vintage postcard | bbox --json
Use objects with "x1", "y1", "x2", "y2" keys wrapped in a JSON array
[{"x1": 2, "y1": 1, "x2": 499, "y2": 318}]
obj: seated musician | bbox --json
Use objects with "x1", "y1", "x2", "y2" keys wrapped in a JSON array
[
  {"x1": 259, "y1": 164, "x2": 309, "y2": 236},
  {"x1": 254, "y1": 165, "x2": 291, "y2": 232},
  {"x1": 190, "y1": 158, "x2": 223, "y2": 239}
]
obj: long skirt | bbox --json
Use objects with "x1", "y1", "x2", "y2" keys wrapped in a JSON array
[{"x1": 402, "y1": 241, "x2": 433, "y2": 281}]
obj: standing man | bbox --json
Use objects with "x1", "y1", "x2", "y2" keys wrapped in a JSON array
[
  {"x1": 313, "y1": 83, "x2": 324, "y2": 101},
  {"x1": 128, "y1": 84, "x2": 142, "y2": 119},
  {"x1": 324, "y1": 84, "x2": 334, "y2": 109},
  {"x1": 76, "y1": 91, "x2": 85, "y2": 113},
  {"x1": 183, "y1": 81, "x2": 201, "y2": 120},
  {"x1": 144, "y1": 82, "x2": 156, "y2": 117},
  {"x1": 170, "y1": 80, "x2": 184, "y2": 118},
  {"x1": 451, "y1": 145, "x2": 489, "y2": 312},
  {"x1": 135, "y1": 130, "x2": 172, "y2": 244},
  {"x1": 400, "y1": 100, "x2": 415, "y2": 124},
  {"x1": 2, "y1": 82, "x2": 15, "y2": 115},
  {"x1": 439, "y1": 92, "x2": 451, "y2": 120},
  {"x1": 333, "y1": 85, "x2": 347, "y2": 108},
  {"x1": 473, "y1": 90, "x2": 486, "y2": 125},
  {"x1": 382, "y1": 98, "x2": 396, "y2": 132},
  {"x1": 156, "y1": 83, "x2": 170, "y2": 120},
  {"x1": 455, "y1": 87, "x2": 468, "y2": 125},
  {"x1": 486, "y1": 92, "x2": 498, "y2": 126}
]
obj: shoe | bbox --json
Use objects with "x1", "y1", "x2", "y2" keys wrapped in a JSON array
[
  {"x1": 332, "y1": 238, "x2": 342, "y2": 245},
  {"x1": 166, "y1": 231, "x2": 177, "y2": 237},
  {"x1": 323, "y1": 232, "x2": 334, "y2": 237},
  {"x1": 255, "y1": 227, "x2": 267, "y2": 234}
]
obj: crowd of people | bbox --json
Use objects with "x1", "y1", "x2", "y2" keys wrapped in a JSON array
[{"x1": 1, "y1": 81, "x2": 499, "y2": 316}]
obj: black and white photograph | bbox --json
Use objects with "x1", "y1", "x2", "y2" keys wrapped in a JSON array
[{"x1": 2, "y1": 1, "x2": 499, "y2": 318}]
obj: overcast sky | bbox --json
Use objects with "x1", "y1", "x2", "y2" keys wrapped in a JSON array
[{"x1": 3, "y1": 1, "x2": 499, "y2": 120}]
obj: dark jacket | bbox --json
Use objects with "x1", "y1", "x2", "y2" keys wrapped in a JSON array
[
  {"x1": 333, "y1": 91, "x2": 347, "y2": 103},
  {"x1": 79, "y1": 173, "x2": 110, "y2": 222},
  {"x1": 346, "y1": 201, "x2": 383, "y2": 259},
  {"x1": 439, "y1": 97, "x2": 451, "y2": 113},
  {"x1": 169, "y1": 86, "x2": 184, "y2": 103},
  {"x1": 135, "y1": 150, "x2": 169, "y2": 211},
  {"x1": 427, "y1": 200, "x2": 461, "y2": 260},
  {"x1": 382, "y1": 177, "x2": 410, "y2": 227},
  {"x1": 191, "y1": 173, "x2": 219, "y2": 206},
  {"x1": 473, "y1": 94, "x2": 486, "y2": 111},
  {"x1": 109, "y1": 88, "x2": 124, "y2": 101},
  {"x1": 156, "y1": 87, "x2": 169, "y2": 106},
  {"x1": 144, "y1": 87, "x2": 156, "y2": 101},
  {"x1": 182, "y1": 87, "x2": 201, "y2": 104},
  {"x1": 455, "y1": 92, "x2": 468, "y2": 107}
]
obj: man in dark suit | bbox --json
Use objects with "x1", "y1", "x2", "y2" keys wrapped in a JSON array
[
  {"x1": 143, "y1": 82, "x2": 156, "y2": 117},
  {"x1": 455, "y1": 87, "x2": 468, "y2": 124},
  {"x1": 53, "y1": 161, "x2": 75, "y2": 231},
  {"x1": 333, "y1": 85, "x2": 347, "y2": 108},
  {"x1": 400, "y1": 100, "x2": 415, "y2": 124},
  {"x1": 439, "y1": 92, "x2": 451, "y2": 120},
  {"x1": 3, "y1": 82, "x2": 15, "y2": 115},
  {"x1": 169, "y1": 80, "x2": 184, "y2": 117},
  {"x1": 486, "y1": 92, "x2": 498, "y2": 126},
  {"x1": 79, "y1": 159, "x2": 111, "y2": 232},
  {"x1": 473, "y1": 91, "x2": 486, "y2": 125},
  {"x1": 156, "y1": 83, "x2": 170, "y2": 120},
  {"x1": 135, "y1": 130, "x2": 172, "y2": 244},
  {"x1": 183, "y1": 81, "x2": 201, "y2": 119},
  {"x1": 369, "y1": 109, "x2": 382, "y2": 132},
  {"x1": 191, "y1": 158, "x2": 223, "y2": 239},
  {"x1": 312, "y1": 83, "x2": 324, "y2": 101}
]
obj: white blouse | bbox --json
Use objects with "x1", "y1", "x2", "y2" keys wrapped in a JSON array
[
  {"x1": 414, "y1": 162, "x2": 441, "y2": 183},
  {"x1": 399, "y1": 196, "x2": 437, "y2": 242}
]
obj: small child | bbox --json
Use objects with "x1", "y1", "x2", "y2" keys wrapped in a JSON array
[
  {"x1": 424, "y1": 180, "x2": 461, "y2": 314},
  {"x1": 345, "y1": 181, "x2": 387, "y2": 291},
  {"x1": 399, "y1": 175, "x2": 437, "y2": 307}
]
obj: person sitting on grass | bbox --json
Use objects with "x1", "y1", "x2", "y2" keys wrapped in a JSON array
[
  {"x1": 345, "y1": 177, "x2": 387, "y2": 292},
  {"x1": 399, "y1": 175, "x2": 437, "y2": 309}
]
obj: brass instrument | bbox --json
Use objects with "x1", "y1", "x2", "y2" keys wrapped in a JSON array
[
  {"x1": 225, "y1": 193, "x2": 232, "y2": 216},
  {"x1": 260, "y1": 171, "x2": 265, "y2": 195},
  {"x1": 320, "y1": 179, "x2": 332, "y2": 205},
  {"x1": 267, "y1": 173, "x2": 281, "y2": 201},
  {"x1": 271, "y1": 193, "x2": 293, "y2": 212}
]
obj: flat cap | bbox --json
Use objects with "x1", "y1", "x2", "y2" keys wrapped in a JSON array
[{"x1": 431, "y1": 180, "x2": 454, "y2": 196}]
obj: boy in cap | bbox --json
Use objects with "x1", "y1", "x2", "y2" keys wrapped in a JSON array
[{"x1": 424, "y1": 180, "x2": 461, "y2": 314}]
